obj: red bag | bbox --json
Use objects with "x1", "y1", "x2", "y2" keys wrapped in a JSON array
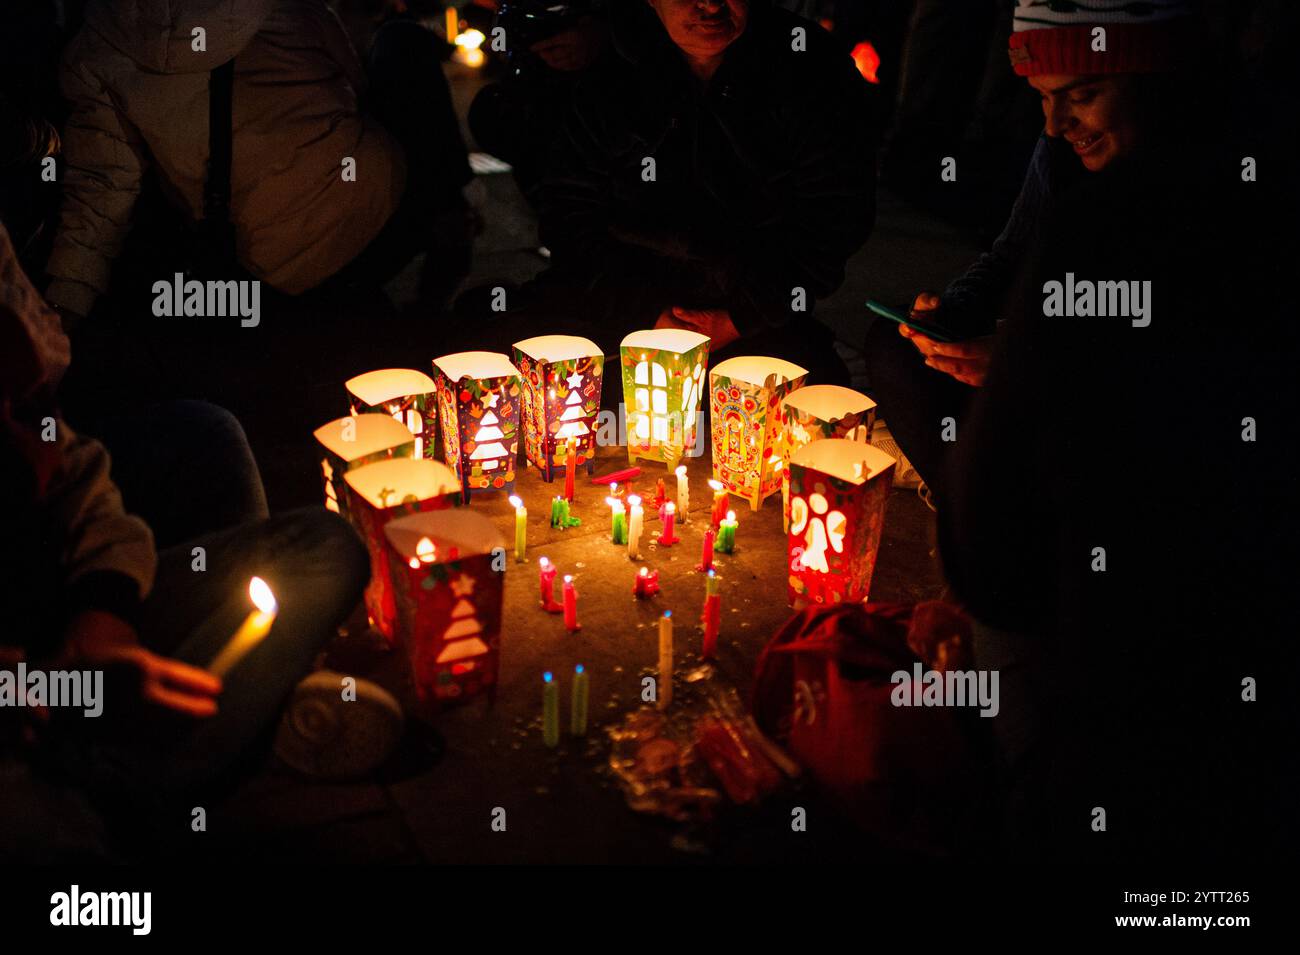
[{"x1": 752, "y1": 601, "x2": 983, "y2": 855}]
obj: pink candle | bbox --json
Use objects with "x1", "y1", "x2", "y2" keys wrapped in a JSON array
[
  {"x1": 708, "y1": 479, "x2": 729, "y2": 528},
  {"x1": 659, "y1": 501, "x2": 679, "y2": 546},
  {"x1": 633, "y1": 566, "x2": 660, "y2": 598},
  {"x1": 562, "y1": 575, "x2": 580, "y2": 631},
  {"x1": 539, "y1": 557, "x2": 561, "y2": 613},
  {"x1": 563, "y1": 438, "x2": 577, "y2": 501},
  {"x1": 696, "y1": 529, "x2": 715, "y2": 572}
]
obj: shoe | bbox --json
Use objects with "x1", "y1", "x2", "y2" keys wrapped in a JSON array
[
  {"x1": 870, "y1": 418, "x2": 922, "y2": 490},
  {"x1": 272, "y1": 670, "x2": 404, "y2": 781}
]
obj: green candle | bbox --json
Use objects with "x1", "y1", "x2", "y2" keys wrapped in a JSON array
[
  {"x1": 543, "y1": 671, "x2": 559, "y2": 748},
  {"x1": 717, "y1": 511, "x2": 738, "y2": 553},
  {"x1": 550, "y1": 496, "x2": 562, "y2": 528},
  {"x1": 608, "y1": 496, "x2": 627, "y2": 544},
  {"x1": 570, "y1": 664, "x2": 589, "y2": 736}
]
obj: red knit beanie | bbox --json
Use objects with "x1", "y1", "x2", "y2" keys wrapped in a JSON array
[{"x1": 1008, "y1": 0, "x2": 1202, "y2": 76}]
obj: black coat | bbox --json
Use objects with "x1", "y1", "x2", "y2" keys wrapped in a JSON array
[{"x1": 538, "y1": 1, "x2": 876, "y2": 334}]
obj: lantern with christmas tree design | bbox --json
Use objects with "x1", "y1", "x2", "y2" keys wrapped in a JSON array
[
  {"x1": 787, "y1": 439, "x2": 896, "y2": 608},
  {"x1": 620, "y1": 329, "x2": 710, "y2": 470},
  {"x1": 512, "y1": 335, "x2": 604, "y2": 481},
  {"x1": 345, "y1": 458, "x2": 462, "y2": 642},
  {"x1": 780, "y1": 385, "x2": 877, "y2": 532},
  {"x1": 383, "y1": 509, "x2": 506, "y2": 707},
  {"x1": 313, "y1": 413, "x2": 415, "y2": 520},
  {"x1": 432, "y1": 351, "x2": 523, "y2": 497},
  {"x1": 708, "y1": 356, "x2": 807, "y2": 512},
  {"x1": 345, "y1": 368, "x2": 438, "y2": 460}
]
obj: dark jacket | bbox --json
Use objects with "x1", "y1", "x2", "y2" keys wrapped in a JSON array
[{"x1": 538, "y1": 1, "x2": 875, "y2": 335}]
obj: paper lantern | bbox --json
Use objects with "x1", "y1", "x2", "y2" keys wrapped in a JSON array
[
  {"x1": 383, "y1": 509, "x2": 506, "y2": 707},
  {"x1": 620, "y1": 329, "x2": 710, "y2": 470},
  {"x1": 345, "y1": 458, "x2": 462, "y2": 642},
  {"x1": 432, "y1": 351, "x2": 523, "y2": 496},
  {"x1": 709, "y1": 356, "x2": 808, "y2": 512},
  {"x1": 781, "y1": 385, "x2": 877, "y2": 531},
  {"x1": 787, "y1": 439, "x2": 896, "y2": 608},
  {"x1": 313, "y1": 413, "x2": 415, "y2": 520},
  {"x1": 512, "y1": 335, "x2": 604, "y2": 481},
  {"x1": 345, "y1": 368, "x2": 438, "y2": 460}
]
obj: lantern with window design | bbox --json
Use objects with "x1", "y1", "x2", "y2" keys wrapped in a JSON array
[
  {"x1": 345, "y1": 369, "x2": 438, "y2": 461},
  {"x1": 383, "y1": 509, "x2": 505, "y2": 708},
  {"x1": 787, "y1": 439, "x2": 896, "y2": 608},
  {"x1": 432, "y1": 352, "x2": 523, "y2": 497},
  {"x1": 780, "y1": 385, "x2": 877, "y2": 532},
  {"x1": 709, "y1": 356, "x2": 807, "y2": 512},
  {"x1": 345, "y1": 458, "x2": 462, "y2": 642},
  {"x1": 512, "y1": 335, "x2": 604, "y2": 481},
  {"x1": 620, "y1": 329, "x2": 709, "y2": 470},
  {"x1": 313, "y1": 413, "x2": 415, "y2": 521}
]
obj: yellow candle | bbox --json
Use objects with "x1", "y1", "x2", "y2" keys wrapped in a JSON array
[
  {"x1": 510, "y1": 495, "x2": 527, "y2": 562},
  {"x1": 445, "y1": 5, "x2": 458, "y2": 41},
  {"x1": 657, "y1": 610, "x2": 673, "y2": 710},
  {"x1": 209, "y1": 577, "x2": 278, "y2": 678}
]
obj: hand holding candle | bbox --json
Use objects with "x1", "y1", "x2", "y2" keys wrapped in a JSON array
[{"x1": 209, "y1": 577, "x2": 278, "y2": 679}]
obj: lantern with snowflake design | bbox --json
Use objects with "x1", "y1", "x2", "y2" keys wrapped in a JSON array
[
  {"x1": 432, "y1": 352, "x2": 523, "y2": 497},
  {"x1": 512, "y1": 335, "x2": 604, "y2": 481},
  {"x1": 620, "y1": 329, "x2": 710, "y2": 470},
  {"x1": 709, "y1": 356, "x2": 807, "y2": 512},
  {"x1": 383, "y1": 509, "x2": 506, "y2": 707},
  {"x1": 345, "y1": 368, "x2": 438, "y2": 461},
  {"x1": 345, "y1": 458, "x2": 462, "y2": 643},
  {"x1": 780, "y1": 385, "x2": 877, "y2": 532},
  {"x1": 787, "y1": 439, "x2": 896, "y2": 608},
  {"x1": 313, "y1": 413, "x2": 415, "y2": 520}
]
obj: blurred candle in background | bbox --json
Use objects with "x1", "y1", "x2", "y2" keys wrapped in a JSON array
[
  {"x1": 571, "y1": 664, "x2": 589, "y2": 736},
  {"x1": 657, "y1": 610, "x2": 673, "y2": 710},
  {"x1": 509, "y1": 495, "x2": 527, "y2": 562},
  {"x1": 675, "y1": 465, "x2": 690, "y2": 522},
  {"x1": 702, "y1": 570, "x2": 721, "y2": 660},
  {"x1": 543, "y1": 671, "x2": 559, "y2": 747}
]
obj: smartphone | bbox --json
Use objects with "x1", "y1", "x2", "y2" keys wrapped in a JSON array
[{"x1": 866, "y1": 299, "x2": 959, "y2": 343}]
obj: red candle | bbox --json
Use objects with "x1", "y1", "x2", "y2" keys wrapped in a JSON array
[
  {"x1": 653, "y1": 478, "x2": 667, "y2": 511},
  {"x1": 539, "y1": 557, "x2": 561, "y2": 613},
  {"x1": 633, "y1": 566, "x2": 660, "y2": 598},
  {"x1": 591, "y1": 466, "x2": 641, "y2": 485},
  {"x1": 708, "y1": 479, "x2": 729, "y2": 528},
  {"x1": 562, "y1": 575, "x2": 580, "y2": 631},
  {"x1": 701, "y1": 570, "x2": 721, "y2": 660},
  {"x1": 659, "y1": 501, "x2": 679, "y2": 546},
  {"x1": 696, "y1": 529, "x2": 715, "y2": 572},
  {"x1": 563, "y1": 438, "x2": 577, "y2": 502}
]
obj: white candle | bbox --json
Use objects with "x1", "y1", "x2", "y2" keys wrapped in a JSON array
[
  {"x1": 627, "y1": 494, "x2": 644, "y2": 560},
  {"x1": 209, "y1": 577, "x2": 278, "y2": 679}
]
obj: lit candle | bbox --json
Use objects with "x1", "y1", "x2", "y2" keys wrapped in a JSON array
[
  {"x1": 550, "y1": 495, "x2": 562, "y2": 528},
  {"x1": 659, "y1": 500, "x2": 679, "y2": 545},
  {"x1": 509, "y1": 495, "x2": 527, "y2": 562},
  {"x1": 657, "y1": 610, "x2": 673, "y2": 710},
  {"x1": 697, "y1": 528, "x2": 715, "y2": 572},
  {"x1": 571, "y1": 664, "x2": 589, "y2": 736},
  {"x1": 701, "y1": 570, "x2": 721, "y2": 660},
  {"x1": 626, "y1": 494, "x2": 644, "y2": 559},
  {"x1": 654, "y1": 477, "x2": 667, "y2": 511},
  {"x1": 542, "y1": 671, "x2": 559, "y2": 748},
  {"x1": 717, "y1": 510, "x2": 738, "y2": 554},
  {"x1": 562, "y1": 575, "x2": 580, "y2": 631},
  {"x1": 708, "y1": 479, "x2": 729, "y2": 528},
  {"x1": 209, "y1": 577, "x2": 278, "y2": 678},
  {"x1": 445, "y1": 6, "x2": 458, "y2": 42},
  {"x1": 675, "y1": 465, "x2": 690, "y2": 522},
  {"x1": 538, "y1": 556, "x2": 561, "y2": 612},
  {"x1": 607, "y1": 495, "x2": 628, "y2": 545},
  {"x1": 633, "y1": 566, "x2": 660, "y2": 598},
  {"x1": 563, "y1": 437, "x2": 577, "y2": 502}
]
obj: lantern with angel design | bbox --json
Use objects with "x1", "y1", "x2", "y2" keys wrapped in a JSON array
[
  {"x1": 345, "y1": 368, "x2": 438, "y2": 460},
  {"x1": 432, "y1": 352, "x2": 523, "y2": 497},
  {"x1": 383, "y1": 509, "x2": 506, "y2": 707},
  {"x1": 313, "y1": 413, "x2": 415, "y2": 520},
  {"x1": 512, "y1": 335, "x2": 604, "y2": 482},
  {"x1": 780, "y1": 385, "x2": 877, "y2": 531},
  {"x1": 620, "y1": 329, "x2": 710, "y2": 470},
  {"x1": 345, "y1": 457, "x2": 462, "y2": 642},
  {"x1": 787, "y1": 439, "x2": 896, "y2": 608},
  {"x1": 709, "y1": 356, "x2": 807, "y2": 512}
]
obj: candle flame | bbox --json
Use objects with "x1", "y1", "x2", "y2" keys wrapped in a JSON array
[
  {"x1": 665, "y1": 501, "x2": 675, "y2": 513},
  {"x1": 708, "y1": 479, "x2": 724, "y2": 492},
  {"x1": 564, "y1": 575, "x2": 573, "y2": 583},
  {"x1": 509, "y1": 495, "x2": 523, "y2": 510},
  {"x1": 605, "y1": 497, "x2": 620, "y2": 509},
  {"x1": 675, "y1": 465, "x2": 687, "y2": 477},
  {"x1": 726, "y1": 510, "x2": 736, "y2": 522},
  {"x1": 544, "y1": 671, "x2": 553, "y2": 683},
  {"x1": 540, "y1": 556, "x2": 551, "y2": 568},
  {"x1": 455, "y1": 28, "x2": 485, "y2": 50},
  {"x1": 408, "y1": 558, "x2": 420, "y2": 569},
  {"x1": 640, "y1": 566, "x2": 648, "y2": 576},
  {"x1": 416, "y1": 537, "x2": 437, "y2": 563},
  {"x1": 628, "y1": 494, "x2": 642, "y2": 508},
  {"x1": 249, "y1": 576, "x2": 277, "y2": 614}
]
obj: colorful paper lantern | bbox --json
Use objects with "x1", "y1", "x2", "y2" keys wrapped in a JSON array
[
  {"x1": 512, "y1": 335, "x2": 604, "y2": 482},
  {"x1": 781, "y1": 385, "x2": 877, "y2": 531},
  {"x1": 383, "y1": 509, "x2": 506, "y2": 707},
  {"x1": 313, "y1": 413, "x2": 415, "y2": 520},
  {"x1": 345, "y1": 458, "x2": 462, "y2": 642},
  {"x1": 345, "y1": 368, "x2": 438, "y2": 460},
  {"x1": 709, "y1": 356, "x2": 808, "y2": 511},
  {"x1": 787, "y1": 439, "x2": 896, "y2": 608},
  {"x1": 432, "y1": 351, "x2": 523, "y2": 496},
  {"x1": 620, "y1": 329, "x2": 710, "y2": 470}
]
